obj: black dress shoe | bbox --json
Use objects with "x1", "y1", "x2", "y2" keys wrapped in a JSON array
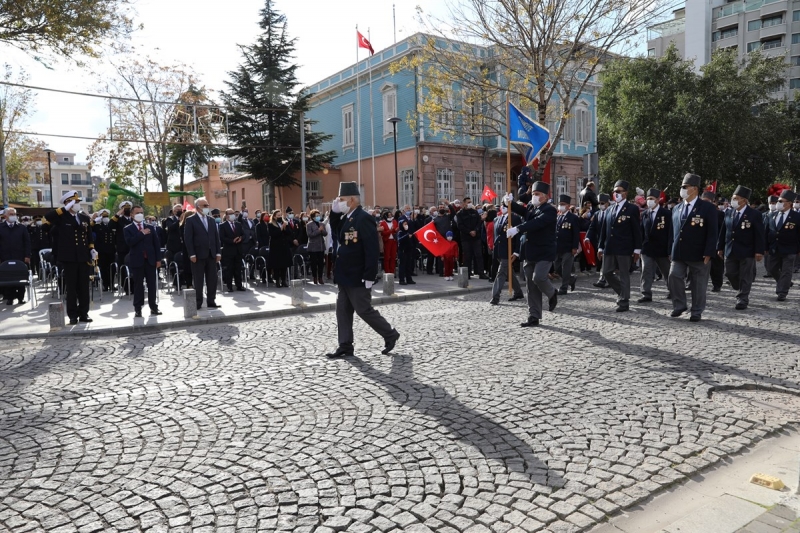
[
  {"x1": 777, "y1": 295, "x2": 786, "y2": 301},
  {"x1": 593, "y1": 281, "x2": 607, "y2": 288},
  {"x1": 227, "y1": 285, "x2": 234, "y2": 292},
  {"x1": 615, "y1": 303, "x2": 629, "y2": 312},
  {"x1": 399, "y1": 281, "x2": 407, "y2": 285},
  {"x1": 134, "y1": 309, "x2": 142, "y2": 318},
  {"x1": 69, "y1": 318, "x2": 78, "y2": 325},
  {"x1": 406, "y1": 280, "x2": 416, "y2": 285},
  {"x1": 151, "y1": 308, "x2": 163, "y2": 316},
  {"x1": 671, "y1": 308, "x2": 687, "y2": 317},
  {"x1": 548, "y1": 292, "x2": 558, "y2": 311},
  {"x1": 637, "y1": 296, "x2": 652, "y2": 303},
  {"x1": 711, "y1": 286, "x2": 721, "y2": 292},
  {"x1": 569, "y1": 276, "x2": 577, "y2": 292},
  {"x1": 4, "y1": 299, "x2": 12, "y2": 305},
  {"x1": 326, "y1": 345, "x2": 354, "y2": 358},
  {"x1": 78, "y1": 316, "x2": 93, "y2": 323},
  {"x1": 207, "y1": 303, "x2": 221, "y2": 308},
  {"x1": 508, "y1": 294, "x2": 524, "y2": 302},
  {"x1": 478, "y1": 274, "x2": 489, "y2": 280},
  {"x1": 689, "y1": 315, "x2": 702, "y2": 322},
  {"x1": 489, "y1": 298, "x2": 499, "y2": 305},
  {"x1": 557, "y1": 288, "x2": 568, "y2": 295},
  {"x1": 734, "y1": 302, "x2": 747, "y2": 310},
  {"x1": 236, "y1": 287, "x2": 247, "y2": 291},
  {"x1": 520, "y1": 317, "x2": 539, "y2": 327},
  {"x1": 382, "y1": 330, "x2": 400, "y2": 354}
]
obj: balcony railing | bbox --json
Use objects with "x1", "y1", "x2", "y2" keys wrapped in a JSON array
[{"x1": 715, "y1": 0, "x2": 786, "y2": 19}]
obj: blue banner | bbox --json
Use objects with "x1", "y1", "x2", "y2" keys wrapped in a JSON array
[{"x1": 508, "y1": 102, "x2": 550, "y2": 163}]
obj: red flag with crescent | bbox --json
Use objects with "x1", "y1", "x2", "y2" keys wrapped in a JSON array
[
  {"x1": 357, "y1": 31, "x2": 374, "y2": 55},
  {"x1": 414, "y1": 221, "x2": 457, "y2": 257},
  {"x1": 480, "y1": 185, "x2": 497, "y2": 202},
  {"x1": 580, "y1": 231, "x2": 596, "y2": 266}
]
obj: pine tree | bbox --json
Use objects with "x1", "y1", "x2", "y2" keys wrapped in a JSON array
[{"x1": 221, "y1": 0, "x2": 333, "y2": 191}]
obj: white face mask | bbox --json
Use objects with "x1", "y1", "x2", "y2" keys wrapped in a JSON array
[
  {"x1": 7, "y1": 216, "x2": 17, "y2": 224},
  {"x1": 102, "y1": 217, "x2": 110, "y2": 224},
  {"x1": 202, "y1": 207, "x2": 211, "y2": 216},
  {"x1": 557, "y1": 205, "x2": 567, "y2": 213},
  {"x1": 386, "y1": 216, "x2": 393, "y2": 222},
  {"x1": 794, "y1": 203, "x2": 800, "y2": 210},
  {"x1": 679, "y1": 188, "x2": 689, "y2": 200},
  {"x1": 646, "y1": 199, "x2": 657, "y2": 210},
  {"x1": 614, "y1": 193, "x2": 624, "y2": 203},
  {"x1": 769, "y1": 203, "x2": 777, "y2": 212},
  {"x1": 287, "y1": 213, "x2": 294, "y2": 220},
  {"x1": 69, "y1": 203, "x2": 81, "y2": 213},
  {"x1": 730, "y1": 199, "x2": 739, "y2": 210},
  {"x1": 598, "y1": 204, "x2": 607, "y2": 211},
  {"x1": 777, "y1": 201, "x2": 786, "y2": 212},
  {"x1": 228, "y1": 214, "x2": 236, "y2": 222},
  {"x1": 446, "y1": 236, "x2": 453, "y2": 241},
  {"x1": 302, "y1": 217, "x2": 309, "y2": 222},
  {"x1": 500, "y1": 206, "x2": 507, "y2": 214},
  {"x1": 531, "y1": 195, "x2": 542, "y2": 207},
  {"x1": 242, "y1": 212, "x2": 248, "y2": 218},
  {"x1": 337, "y1": 200, "x2": 349, "y2": 213},
  {"x1": 36, "y1": 221, "x2": 42, "y2": 226},
  {"x1": 133, "y1": 213, "x2": 145, "y2": 222},
  {"x1": 717, "y1": 204, "x2": 725, "y2": 211}
]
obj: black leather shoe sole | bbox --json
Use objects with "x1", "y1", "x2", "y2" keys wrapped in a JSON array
[
  {"x1": 489, "y1": 299, "x2": 499, "y2": 305},
  {"x1": 548, "y1": 293, "x2": 558, "y2": 311},
  {"x1": 382, "y1": 331, "x2": 400, "y2": 355},
  {"x1": 671, "y1": 308, "x2": 687, "y2": 317},
  {"x1": 689, "y1": 315, "x2": 702, "y2": 322},
  {"x1": 734, "y1": 303, "x2": 747, "y2": 310},
  {"x1": 79, "y1": 316, "x2": 93, "y2": 323},
  {"x1": 520, "y1": 318, "x2": 539, "y2": 327},
  {"x1": 637, "y1": 296, "x2": 652, "y2": 303}
]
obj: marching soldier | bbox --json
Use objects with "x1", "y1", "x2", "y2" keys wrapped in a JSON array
[
  {"x1": 554, "y1": 194, "x2": 580, "y2": 295},
  {"x1": 29, "y1": 215, "x2": 51, "y2": 278},
  {"x1": 668, "y1": 173, "x2": 719, "y2": 322},
  {"x1": 639, "y1": 188, "x2": 673, "y2": 303},
  {"x1": 763, "y1": 195, "x2": 780, "y2": 277},
  {"x1": 767, "y1": 189, "x2": 800, "y2": 301},
  {"x1": 94, "y1": 209, "x2": 117, "y2": 291},
  {"x1": 598, "y1": 180, "x2": 642, "y2": 312},
  {"x1": 44, "y1": 190, "x2": 96, "y2": 324},
  {"x1": 702, "y1": 191, "x2": 726, "y2": 292},
  {"x1": 326, "y1": 182, "x2": 400, "y2": 358},
  {"x1": 717, "y1": 185, "x2": 765, "y2": 310},
  {"x1": 586, "y1": 193, "x2": 610, "y2": 287},
  {"x1": 505, "y1": 181, "x2": 558, "y2": 327}
]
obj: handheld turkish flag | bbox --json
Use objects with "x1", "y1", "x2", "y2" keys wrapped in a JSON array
[
  {"x1": 480, "y1": 185, "x2": 498, "y2": 202},
  {"x1": 705, "y1": 181, "x2": 718, "y2": 193},
  {"x1": 357, "y1": 31, "x2": 374, "y2": 55},
  {"x1": 414, "y1": 221, "x2": 457, "y2": 257},
  {"x1": 580, "y1": 231, "x2": 596, "y2": 267}
]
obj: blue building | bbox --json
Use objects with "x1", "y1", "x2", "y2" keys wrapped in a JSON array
[{"x1": 297, "y1": 33, "x2": 601, "y2": 210}]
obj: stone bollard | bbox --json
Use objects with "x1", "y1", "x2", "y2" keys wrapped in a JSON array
[
  {"x1": 183, "y1": 289, "x2": 198, "y2": 318},
  {"x1": 383, "y1": 273, "x2": 395, "y2": 296},
  {"x1": 291, "y1": 280, "x2": 304, "y2": 306},
  {"x1": 457, "y1": 267, "x2": 469, "y2": 288},
  {"x1": 49, "y1": 302, "x2": 65, "y2": 330}
]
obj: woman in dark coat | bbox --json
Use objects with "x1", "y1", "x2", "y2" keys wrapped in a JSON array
[
  {"x1": 267, "y1": 209, "x2": 293, "y2": 287},
  {"x1": 305, "y1": 209, "x2": 327, "y2": 284},
  {"x1": 255, "y1": 213, "x2": 272, "y2": 284}
]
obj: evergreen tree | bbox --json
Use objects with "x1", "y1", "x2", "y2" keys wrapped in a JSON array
[{"x1": 221, "y1": 0, "x2": 334, "y2": 193}]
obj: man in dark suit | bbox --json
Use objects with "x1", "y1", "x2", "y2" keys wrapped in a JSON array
[
  {"x1": 639, "y1": 188, "x2": 673, "y2": 303},
  {"x1": 702, "y1": 191, "x2": 726, "y2": 291},
  {"x1": 586, "y1": 193, "x2": 610, "y2": 286},
  {"x1": 45, "y1": 191, "x2": 97, "y2": 324},
  {"x1": 123, "y1": 205, "x2": 162, "y2": 317},
  {"x1": 0, "y1": 208, "x2": 32, "y2": 305},
  {"x1": 29, "y1": 215, "x2": 50, "y2": 279},
  {"x1": 506, "y1": 181, "x2": 558, "y2": 327},
  {"x1": 578, "y1": 180, "x2": 599, "y2": 210},
  {"x1": 184, "y1": 197, "x2": 222, "y2": 309},
  {"x1": 93, "y1": 209, "x2": 117, "y2": 292},
  {"x1": 767, "y1": 189, "x2": 800, "y2": 301},
  {"x1": 220, "y1": 208, "x2": 246, "y2": 292},
  {"x1": 326, "y1": 182, "x2": 400, "y2": 358},
  {"x1": 490, "y1": 202, "x2": 523, "y2": 304},
  {"x1": 717, "y1": 185, "x2": 765, "y2": 310},
  {"x1": 554, "y1": 194, "x2": 581, "y2": 295},
  {"x1": 598, "y1": 180, "x2": 643, "y2": 312},
  {"x1": 668, "y1": 173, "x2": 719, "y2": 321},
  {"x1": 238, "y1": 209, "x2": 256, "y2": 278}
]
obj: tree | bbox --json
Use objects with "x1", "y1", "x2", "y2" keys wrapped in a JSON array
[
  {"x1": 4, "y1": 136, "x2": 47, "y2": 205},
  {"x1": 220, "y1": 0, "x2": 334, "y2": 196},
  {"x1": 0, "y1": 0, "x2": 138, "y2": 63},
  {"x1": 0, "y1": 63, "x2": 35, "y2": 208},
  {"x1": 598, "y1": 45, "x2": 789, "y2": 198},
  {"x1": 391, "y1": 0, "x2": 676, "y2": 178}
]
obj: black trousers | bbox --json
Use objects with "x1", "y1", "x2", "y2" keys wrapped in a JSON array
[
  {"x1": 222, "y1": 251, "x2": 243, "y2": 289},
  {"x1": 710, "y1": 254, "x2": 724, "y2": 289},
  {"x1": 191, "y1": 257, "x2": 218, "y2": 305},
  {"x1": 98, "y1": 251, "x2": 114, "y2": 290},
  {"x1": 336, "y1": 284, "x2": 394, "y2": 347},
  {"x1": 460, "y1": 238, "x2": 484, "y2": 276},
  {"x1": 130, "y1": 264, "x2": 157, "y2": 311},
  {"x1": 309, "y1": 251, "x2": 325, "y2": 279},
  {"x1": 63, "y1": 261, "x2": 90, "y2": 319},
  {"x1": 398, "y1": 241, "x2": 414, "y2": 282}
]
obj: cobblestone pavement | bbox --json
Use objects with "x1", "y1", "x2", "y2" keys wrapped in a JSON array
[{"x1": 1, "y1": 273, "x2": 799, "y2": 533}]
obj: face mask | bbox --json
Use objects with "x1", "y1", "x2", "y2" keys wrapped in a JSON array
[
  {"x1": 302, "y1": 217, "x2": 309, "y2": 222},
  {"x1": 500, "y1": 206, "x2": 507, "y2": 214},
  {"x1": 414, "y1": 209, "x2": 419, "y2": 215},
  {"x1": 174, "y1": 211, "x2": 183, "y2": 217},
  {"x1": 646, "y1": 199, "x2": 657, "y2": 210},
  {"x1": 405, "y1": 210, "x2": 412, "y2": 217},
  {"x1": 70, "y1": 203, "x2": 81, "y2": 214},
  {"x1": 314, "y1": 216, "x2": 321, "y2": 222},
  {"x1": 287, "y1": 213, "x2": 294, "y2": 220},
  {"x1": 730, "y1": 199, "x2": 739, "y2": 210},
  {"x1": 531, "y1": 195, "x2": 542, "y2": 207},
  {"x1": 718, "y1": 205, "x2": 725, "y2": 211},
  {"x1": 7, "y1": 216, "x2": 17, "y2": 224},
  {"x1": 386, "y1": 216, "x2": 393, "y2": 222},
  {"x1": 337, "y1": 200, "x2": 349, "y2": 213},
  {"x1": 769, "y1": 203, "x2": 778, "y2": 212},
  {"x1": 275, "y1": 217, "x2": 283, "y2": 223},
  {"x1": 202, "y1": 208, "x2": 211, "y2": 216},
  {"x1": 614, "y1": 193, "x2": 624, "y2": 203},
  {"x1": 477, "y1": 208, "x2": 484, "y2": 215},
  {"x1": 228, "y1": 214, "x2": 236, "y2": 222},
  {"x1": 36, "y1": 221, "x2": 42, "y2": 227},
  {"x1": 679, "y1": 188, "x2": 689, "y2": 200},
  {"x1": 123, "y1": 208, "x2": 131, "y2": 216},
  {"x1": 133, "y1": 213, "x2": 145, "y2": 222},
  {"x1": 255, "y1": 213, "x2": 261, "y2": 219},
  {"x1": 242, "y1": 212, "x2": 248, "y2": 218},
  {"x1": 794, "y1": 203, "x2": 800, "y2": 210},
  {"x1": 447, "y1": 236, "x2": 453, "y2": 241},
  {"x1": 598, "y1": 204, "x2": 607, "y2": 211},
  {"x1": 102, "y1": 217, "x2": 110, "y2": 224},
  {"x1": 214, "y1": 217, "x2": 222, "y2": 224},
  {"x1": 777, "y1": 201, "x2": 786, "y2": 211}
]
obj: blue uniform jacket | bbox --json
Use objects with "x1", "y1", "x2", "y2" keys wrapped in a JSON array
[
  {"x1": 767, "y1": 209, "x2": 800, "y2": 256},
  {"x1": 556, "y1": 211, "x2": 581, "y2": 254},
  {"x1": 599, "y1": 201, "x2": 642, "y2": 256},
  {"x1": 717, "y1": 206, "x2": 765, "y2": 259},
  {"x1": 671, "y1": 199, "x2": 719, "y2": 262},
  {"x1": 331, "y1": 206, "x2": 379, "y2": 287},
  {"x1": 641, "y1": 206, "x2": 673, "y2": 258},
  {"x1": 510, "y1": 201, "x2": 557, "y2": 262}
]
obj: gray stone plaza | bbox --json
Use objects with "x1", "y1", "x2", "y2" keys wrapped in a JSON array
[{"x1": 1, "y1": 273, "x2": 799, "y2": 533}]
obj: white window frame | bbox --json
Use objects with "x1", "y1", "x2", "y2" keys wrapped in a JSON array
[
  {"x1": 436, "y1": 168, "x2": 454, "y2": 202},
  {"x1": 493, "y1": 172, "x2": 506, "y2": 201},
  {"x1": 342, "y1": 104, "x2": 355, "y2": 150},
  {"x1": 464, "y1": 170, "x2": 481, "y2": 202},
  {"x1": 382, "y1": 84, "x2": 398, "y2": 138},
  {"x1": 305, "y1": 180, "x2": 322, "y2": 207},
  {"x1": 574, "y1": 102, "x2": 591, "y2": 145},
  {"x1": 400, "y1": 169, "x2": 414, "y2": 208},
  {"x1": 555, "y1": 175, "x2": 568, "y2": 198}
]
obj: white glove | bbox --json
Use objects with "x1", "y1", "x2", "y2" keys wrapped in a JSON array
[
  {"x1": 65, "y1": 200, "x2": 76, "y2": 212},
  {"x1": 504, "y1": 193, "x2": 514, "y2": 204},
  {"x1": 364, "y1": 280, "x2": 374, "y2": 289},
  {"x1": 506, "y1": 226, "x2": 520, "y2": 238},
  {"x1": 331, "y1": 200, "x2": 341, "y2": 214},
  {"x1": 90, "y1": 249, "x2": 98, "y2": 261}
]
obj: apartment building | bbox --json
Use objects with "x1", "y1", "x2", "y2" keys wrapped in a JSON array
[{"x1": 26, "y1": 152, "x2": 97, "y2": 213}]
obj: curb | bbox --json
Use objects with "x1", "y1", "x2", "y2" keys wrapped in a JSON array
[{"x1": 3, "y1": 285, "x2": 492, "y2": 341}]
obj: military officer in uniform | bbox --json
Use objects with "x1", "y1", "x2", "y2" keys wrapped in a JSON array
[
  {"x1": 554, "y1": 194, "x2": 580, "y2": 295},
  {"x1": 326, "y1": 182, "x2": 400, "y2": 358},
  {"x1": 94, "y1": 209, "x2": 117, "y2": 291},
  {"x1": 717, "y1": 185, "x2": 765, "y2": 310},
  {"x1": 668, "y1": 173, "x2": 719, "y2": 321},
  {"x1": 45, "y1": 190, "x2": 96, "y2": 324},
  {"x1": 767, "y1": 189, "x2": 800, "y2": 301},
  {"x1": 598, "y1": 180, "x2": 642, "y2": 312},
  {"x1": 639, "y1": 188, "x2": 673, "y2": 303},
  {"x1": 29, "y1": 215, "x2": 51, "y2": 279},
  {"x1": 586, "y1": 193, "x2": 610, "y2": 286},
  {"x1": 505, "y1": 181, "x2": 558, "y2": 327}
]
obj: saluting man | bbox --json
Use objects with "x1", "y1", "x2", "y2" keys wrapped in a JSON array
[
  {"x1": 45, "y1": 190, "x2": 97, "y2": 324},
  {"x1": 639, "y1": 188, "x2": 673, "y2": 303},
  {"x1": 326, "y1": 182, "x2": 400, "y2": 358},
  {"x1": 668, "y1": 173, "x2": 719, "y2": 322},
  {"x1": 767, "y1": 189, "x2": 800, "y2": 301},
  {"x1": 717, "y1": 185, "x2": 765, "y2": 310},
  {"x1": 598, "y1": 180, "x2": 642, "y2": 312}
]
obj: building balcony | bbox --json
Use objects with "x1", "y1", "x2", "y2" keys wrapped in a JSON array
[
  {"x1": 647, "y1": 18, "x2": 686, "y2": 40},
  {"x1": 760, "y1": 23, "x2": 787, "y2": 38},
  {"x1": 760, "y1": 0, "x2": 789, "y2": 17},
  {"x1": 714, "y1": 2, "x2": 744, "y2": 20}
]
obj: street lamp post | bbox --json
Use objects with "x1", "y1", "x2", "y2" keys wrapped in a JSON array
[
  {"x1": 387, "y1": 117, "x2": 402, "y2": 209},
  {"x1": 44, "y1": 148, "x2": 55, "y2": 208}
]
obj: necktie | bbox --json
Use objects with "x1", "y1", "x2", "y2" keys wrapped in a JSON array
[
  {"x1": 777, "y1": 212, "x2": 784, "y2": 228},
  {"x1": 201, "y1": 215, "x2": 208, "y2": 231},
  {"x1": 681, "y1": 202, "x2": 689, "y2": 222},
  {"x1": 733, "y1": 211, "x2": 740, "y2": 227}
]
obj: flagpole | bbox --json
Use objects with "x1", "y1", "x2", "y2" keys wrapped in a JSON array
[
  {"x1": 506, "y1": 93, "x2": 513, "y2": 296},
  {"x1": 356, "y1": 26, "x2": 362, "y2": 193},
  {"x1": 368, "y1": 28, "x2": 377, "y2": 208}
]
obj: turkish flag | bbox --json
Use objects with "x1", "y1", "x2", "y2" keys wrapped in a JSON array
[
  {"x1": 580, "y1": 231, "x2": 596, "y2": 266},
  {"x1": 183, "y1": 200, "x2": 193, "y2": 211},
  {"x1": 414, "y1": 222, "x2": 457, "y2": 257},
  {"x1": 705, "y1": 181, "x2": 717, "y2": 193},
  {"x1": 357, "y1": 31, "x2": 374, "y2": 55},
  {"x1": 531, "y1": 141, "x2": 552, "y2": 184},
  {"x1": 480, "y1": 185, "x2": 497, "y2": 202}
]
